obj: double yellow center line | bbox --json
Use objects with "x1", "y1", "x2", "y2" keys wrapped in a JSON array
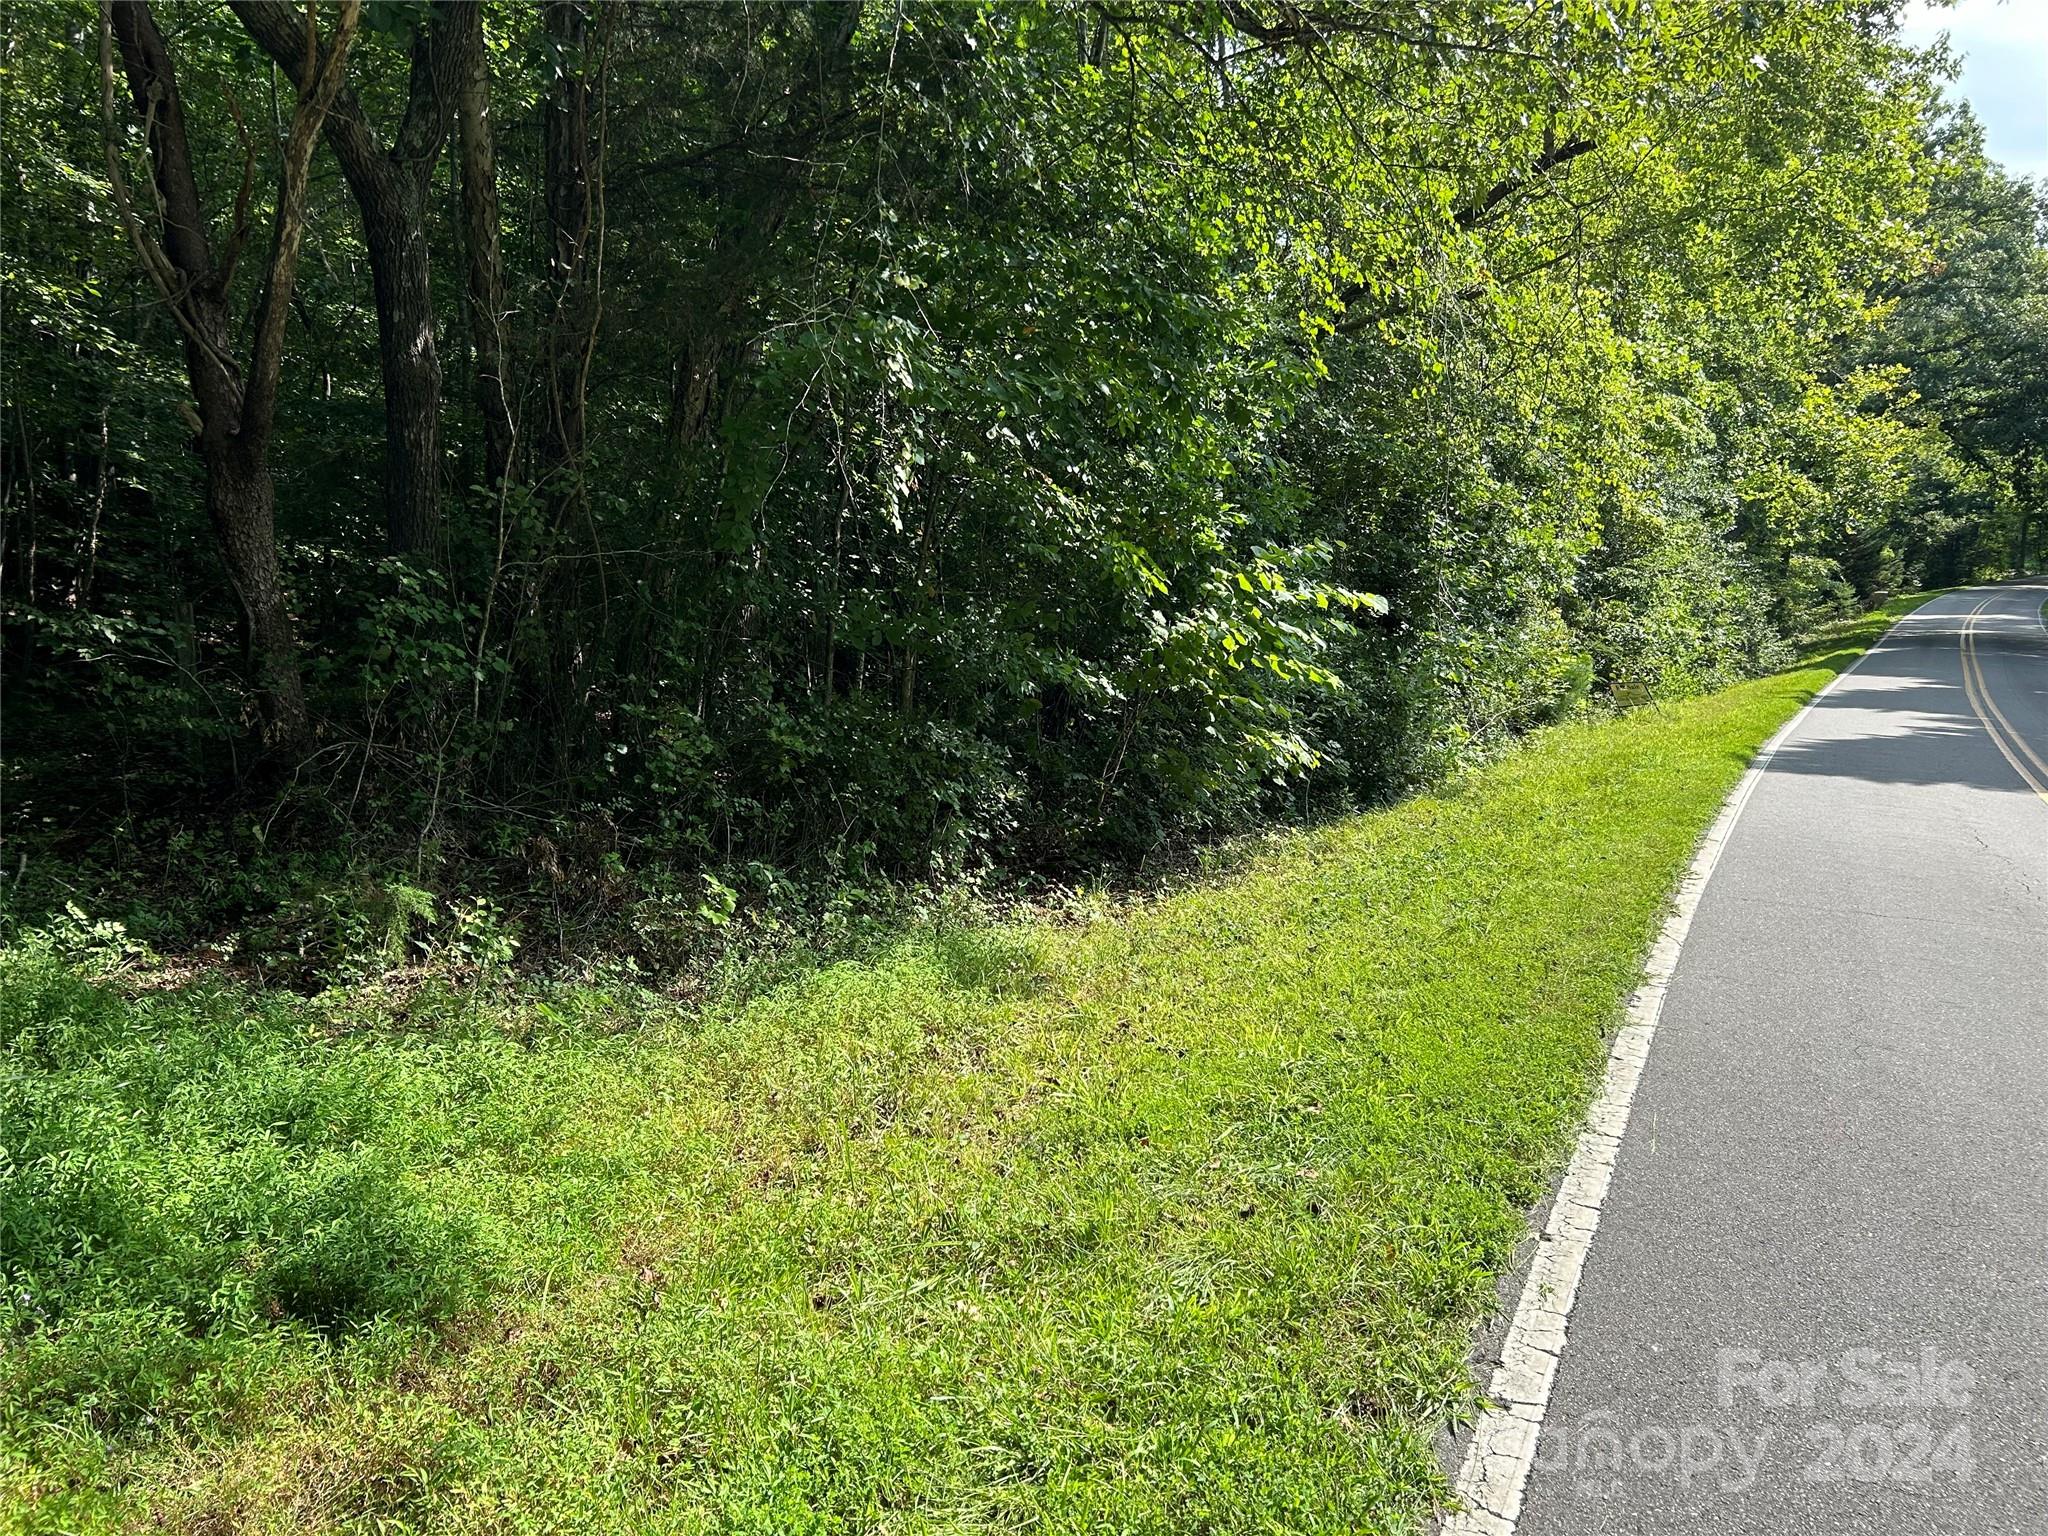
[{"x1": 1958, "y1": 597, "x2": 2048, "y2": 805}]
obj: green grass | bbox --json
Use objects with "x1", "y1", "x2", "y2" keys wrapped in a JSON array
[{"x1": 1, "y1": 595, "x2": 1936, "y2": 1535}]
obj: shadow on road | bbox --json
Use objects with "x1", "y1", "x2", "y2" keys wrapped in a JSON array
[{"x1": 1762, "y1": 618, "x2": 2048, "y2": 796}]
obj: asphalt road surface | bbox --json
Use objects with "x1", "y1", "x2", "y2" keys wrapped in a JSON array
[{"x1": 1514, "y1": 582, "x2": 2048, "y2": 1535}]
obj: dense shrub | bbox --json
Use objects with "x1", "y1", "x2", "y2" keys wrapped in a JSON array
[{"x1": 1, "y1": 1, "x2": 2040, "y2": 949}]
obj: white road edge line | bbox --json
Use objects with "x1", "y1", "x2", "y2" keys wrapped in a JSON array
[{"x1": 1438, "y1": 594, "x2": 1945, "y2": 1536}]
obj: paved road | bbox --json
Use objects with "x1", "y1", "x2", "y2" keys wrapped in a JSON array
[{"x1": 1514, "y1": 582, "x2": 2048, "y2": 1534}]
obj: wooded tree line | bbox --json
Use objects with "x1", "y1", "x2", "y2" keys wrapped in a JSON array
[{"x1": 4, "y1": 1, "x2": 2045, "y2": 934}]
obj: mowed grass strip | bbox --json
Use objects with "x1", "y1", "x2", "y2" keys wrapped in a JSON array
[{"x1": 1, "y1": 598, "x2": 1929, "y2": 1535}]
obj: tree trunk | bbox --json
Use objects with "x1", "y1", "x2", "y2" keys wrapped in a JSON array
[
  {"x1": 360, "y1": 169, "x2": 443, "y2": 556},
  {"x1": 534, "y1": 0, "x2": 600, "y2": 774},
  {"x1": 661, "y1": 3, "x2": 861, "y2": 451},
  {"x1": 449, "y1": 0, "x2": 513, "y2": 495},
  {"x1": 231, "y1": 0, "x2": 455, "y2": 561},
  {"x1": 668, "y1": 286, "x2": 749, "y2": 448},
  {"x1": 207, "y1": 443, "x2": 311, "y2": 751},
  {"x1": 541, "y1": 0, "x2": 596, "y2": 495},
  {"x1": 2018, "y1": 447, "x2": 2038, "y2": 575},
  {"x1": 102, "y1": 0, "x2": 354, "y2": 758}
]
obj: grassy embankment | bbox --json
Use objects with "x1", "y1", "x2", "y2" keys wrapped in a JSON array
[{"x1": 1, "y1": 595, "x2": 1933, "y2": 1535}]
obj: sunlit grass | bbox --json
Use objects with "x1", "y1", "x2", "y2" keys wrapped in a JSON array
[{"x1": 2, "y1": 595, "x2": 1936, "y2": 1535}]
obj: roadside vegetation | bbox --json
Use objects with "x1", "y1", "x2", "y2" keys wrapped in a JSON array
[
  {"x1": 3, "y1": 597, "x2": 1933, "y2": 1533},
  {"x1": 4, "y1": 2, "x2": 2044, "y2": 958}
]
